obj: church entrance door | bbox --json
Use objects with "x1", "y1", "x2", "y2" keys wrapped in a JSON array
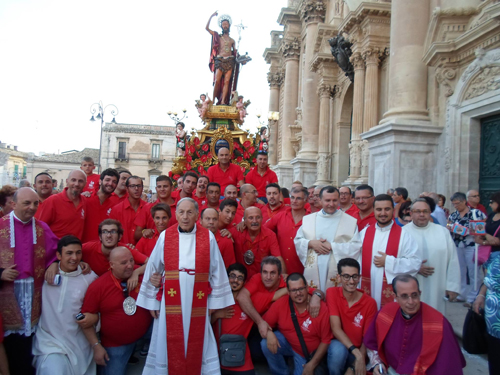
[{"x1": 479, "y1": 114, "x2": 500, "y2": 212}]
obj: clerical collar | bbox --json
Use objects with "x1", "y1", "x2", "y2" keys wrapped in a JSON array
[
  {"x1": 178, "y1": 226, "x2": 196, "y2": 233},
  {"x1": 375, "y1": 221, "x2": 394, "y2": 232},
  {"x1": 319, "y1": 209, "x2": 339, "y2": 217},
  {"x1": 401, "y1": 309, "x2": 413, "y2": 320},
  {"x1": 9, "y1": 211, "x2": 36, "y2": 248}
]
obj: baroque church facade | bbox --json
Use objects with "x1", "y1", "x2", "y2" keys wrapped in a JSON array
[{"x1": 264, "y1": 0, "x2": 500, "y2": 205}]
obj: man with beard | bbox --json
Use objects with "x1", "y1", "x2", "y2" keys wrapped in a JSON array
[
  {"x1": 201, "y1": 182, "x2": 221, "y2": 211},
  {"x1": 38, "y1": 169, "x2": 88, "y2": 240},
  {"x1": 339, "y1": 186, "x2": 358, "y2": 217},
  {"x1": 359, "y1": 194, "x2": 421, "y2": 309},
  {"x1": 262, "y1": 183, "x2": 287, "y2": 220},
  {"x1": 352, "y1": 185, "x2": 377, "y2": 231},
  {"x1": 403, "y1": 198, "x2": 460, "y2": 314},
  {"x1": 201, "y1": 207, "x2": 235, "y2": 268},
  {"x1": 109, "y1": 170, "x2": 131, "y2": 206},
  {"x1": 266, "y1": 186, "x2": 309, "y2": 274},
  {"x1": 136, "y1": 204, "x2": 171, "y2": 258},
  {"x1": 193, "y1": 175, "x2": 209, "y2": 208},
  {"x1": 244, "y1": 152, "x2": 278, "y2": 203},
  {"x1": 206, "y1": 12, "x2": 237, "y2": 105},
  {"x1": 218, "y1": 198, "x2": 238, "y2": 230},
  {"x1": 224, "y1": 184, "x2": 239, "y2": 201},
  {"x1": 295, "y1": 186, "x2": 361, "y2": 292},
  {"x1": 82, "y1": 168, "x2": 119, "y2": 242},
  {"x1": 33, "y1": 172, "x2": 53, "y2": 217}
]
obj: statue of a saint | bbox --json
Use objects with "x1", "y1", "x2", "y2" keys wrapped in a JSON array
[
  {"x1": 206, "y1": 11, "x2": 239, "y2": 105},
  {"x1": 176, "y1": 122, "x2": 187, "y2": 157}
]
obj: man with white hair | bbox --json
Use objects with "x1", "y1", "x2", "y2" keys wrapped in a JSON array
[
  {"x1": 467, "y1": 189, "x2": 487, "y2": 215},
  {"x1": 137, "y1": 198, "x2": 233, "y2": 374},
  {"x1": 38, "y1": 169, "x2": 87, "y2": 240}
]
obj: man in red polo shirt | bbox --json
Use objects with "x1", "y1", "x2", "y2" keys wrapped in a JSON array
[
  {"x1": 261, "y1": 273, "x2": 332, "y2": 375},
  {"x1": 244, "y1": 152, "x2": 278, "y2": 202},
  {"x1": 136, "y1": 204, "x2": 170, "y2": 258},
  {"x1": 109, "y1": 170, "x2": 130, "y2": 206},
  {"x1": 33, "y1": 172, "x2": 53, "y2": 217},
  {"x1": 207, "y1": 147, "x2": 244, "y2": 193},
  {"x1": 339, "y1": 186, "x2": 359, "y2": 218},
  {"x1": 82, "y1": 168, "x2": 119, "y2": 242},
  {"x1": 193, "y1": 175, "x2": 209, "y2": 208},
  {"x1": 200, "y1": 207, "x2": 235, "y2": 267},
  {"x1": 218, "y1": 199, "x2": 238, "y2": 230},
  {"x1": 81, "y1": 247, "x2": 152, "y2": 374},
  {"x1": 38, "y1": 169, "x2": 87, "y2": 240},
  {"x1": 109, "y1": 176, "x2": 147, "y2": 245},
  {"x1": 224, "y1": 184, "x2": 239, "y2": 201},
  {"x1": 233, "y1": 184, "x2": 268, "y2": 225},
  {"x1": 352, "y1": 184, "x2": 377, "y2": 231},
  {"x1": 262, "y1": 183, "x2": 288, "y2": 221},
  {"x1": 174, "y1": 171, "x2": 198, "y2": 202},
  {"x1": 266, "y1": 186, "x2": 308, "y2": 275},
  {"x1": 82, "y1": 219, "x2": 148, "y2": 278},
  {"x1": 467, "y1": 189, "x2": 488, "y2": 215},
  {"x1": 201, "y1": 182, "x2": 221, "y2": 211},
  {"x1": 134, "y1": 175, "x2": 176, "y2": 243},
  {"x1": 229, "y1": 206, "x2": 284, "y2": 279},
  {"x1": 327, "y1": 258, "x2": 377, "y2": 375}
]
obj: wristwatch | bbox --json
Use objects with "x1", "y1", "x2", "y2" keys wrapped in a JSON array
[
  {"x1": 313, "y1": 291, "x2": 323, "y2": 300},
  {"x1": 348, "y1": 345, "x2": 357, "y2": 354}
]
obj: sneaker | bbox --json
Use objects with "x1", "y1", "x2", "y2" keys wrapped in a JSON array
[
  {"x1": 140, "y1": 342, "x2": 150, "y2": 357},
  {"x1": 128, "y1": 355, "x2": 139, "y2": 365}
]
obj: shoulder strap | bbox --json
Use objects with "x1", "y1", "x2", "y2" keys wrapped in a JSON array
[{"x1": 289, "y1": 297, "x2": 310, "y2": 360}]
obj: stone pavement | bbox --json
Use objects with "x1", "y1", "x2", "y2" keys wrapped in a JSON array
[{"x1": 126, "y1": 300, "x2": 489, "y2": 374}]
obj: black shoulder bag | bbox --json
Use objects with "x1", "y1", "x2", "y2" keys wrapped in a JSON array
[
  {"x1": 289, "y1": 297, "x2": 328, "y2": 375},
  {"x1": 218, "y1": 319, "x2": 247, "y2": 367}
]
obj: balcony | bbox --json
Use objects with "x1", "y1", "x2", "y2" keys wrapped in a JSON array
[
  {"x1": 148, "y1": 157, "x2": 163, "y2": 165},
  {"x1": 114, "y1": 152, "x2": 129, "y2": 162}
]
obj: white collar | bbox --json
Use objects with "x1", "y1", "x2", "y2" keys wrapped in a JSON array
[
  {"x1": 9, "y1": 211, "x2": 36, "y2": 248},
  {"x1": 376, "y1": 221, "x2": 394, "y2": 232},
  {"x1": 318, "y1": 209, "x2": 341, "y2": 218}
]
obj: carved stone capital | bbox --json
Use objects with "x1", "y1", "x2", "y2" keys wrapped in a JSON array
[
  {"x1": 435, "y1": 63, "x2": 458, "y2": 97},
  {"x1": 281, "y1": 37, "x2": 301, "y2": 60},
  {"x1": 362, "y1": 47, "x2": 381, "y2": 66},
  {"x1": 267, "y1": 71, "x2": 284, "y2": 88},
  {"x1": 317, "y1": 84, "x2": 333, "y2": 98},
  {"x1": 331, "y1": 84, "x2": 342, "y2": 99},
  {"x1": 350, "y1": 52, "x2": 365, "y2": 71},
  {"x1": 299, "y1": 0, "x2": 326, "y2": 24}
]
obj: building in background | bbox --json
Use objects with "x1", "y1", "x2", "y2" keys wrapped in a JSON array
[
  {"x1": 264, "y1": 0, "x2": 500, "y2": 208},
  {"x1": 0, "y1": 142, "x2": 28, "y2": 187}
]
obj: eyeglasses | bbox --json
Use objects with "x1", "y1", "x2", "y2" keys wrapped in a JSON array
[
  {"x1": 411, "y1": 210, "x2": 430, "y2": 214},
  {"x1": 128, "y1": 184, "x2": 143, "y2": 189},
  {"x1": 102, "y1": 230, "x2": 118, "y2": 235},
  {"x1": 339, "y1": 192, "x2": 351, "y2": 196},
  {"x1": 228, "y1": 273, "x2": 244, "y2": 282},
  {"x1": 354, "y1": 196, "x2": 373, "y2": 201},
  {"x1": 288, "y1": 286, "x2": 307, "y2": 294},
  {"x1": 470, "y1": 195, "x2": 480, "y2": 198},
  {"x1": 340, "y1": 274, "x2": 360, "y2": 282},
  {"x1": 291, "y1": 196, "x2": 304, "y2": 201},
  {"x1": 397, "y1": 292, "x2": 420, "y2": 301}
]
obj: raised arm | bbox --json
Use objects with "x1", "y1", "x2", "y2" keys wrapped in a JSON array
[{"x1": 206, "y1": 11, "x2": 218, "y2": 35}]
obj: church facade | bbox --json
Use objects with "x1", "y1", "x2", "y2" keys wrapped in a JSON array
[{"x1": 264, "y1": 0, "x2": 500, "y2": 206}]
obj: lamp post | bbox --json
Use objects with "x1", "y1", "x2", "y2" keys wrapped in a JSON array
[
  {"x1": 167, "y1": 109, "x2": 187, "y2": 124},
  {"x1": 89, "y1": 101, "x2": 118, "y2": 173}
]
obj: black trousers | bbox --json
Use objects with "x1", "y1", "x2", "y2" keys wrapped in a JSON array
[
  {"x1": 488, "y1": 333, "x2": 500, "y2": 375},
  {"x1": 4, "y1": 333, "x2": 35, "y2": 375}
]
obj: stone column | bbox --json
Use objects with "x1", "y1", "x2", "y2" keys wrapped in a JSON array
[
  {"x1": 267, "y1": 71, "x2": 282, "y2": 166},
  {"x1": 362, "y1": 48, "x2": 380, "y2": 132},
  {"x1": 316, "y1": 84, "x2": 332, "y2": 185},
  {"x1": 382, "y1": 0, "x2": 430, "y2": 122}
]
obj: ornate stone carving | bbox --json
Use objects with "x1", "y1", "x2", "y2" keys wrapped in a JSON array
[
  {"x1": 348, "y1": 140, "x2": 361, "y2": 178},
  {"x1": 360, "y1": 140, "x2": 369, "y2": 177},
  {"x1": 329, "y1": 35, "x2": 354, "y2": 81},
  {"x1": 432, "y1": 7, "x2": 479, "y2": 17},
  {"x1": 317, "y1": 83, "x2": 333, "y2": 98},
  {"x1": 435, "y1": 64, "x2": 457, "y2": 97},
  {"x1": 299, "y1": 0, "x2": 326, "y2": 24},
  {"x1": 316, "y1": 153, "x2": 331, "y2": 181},
  {"x1": 350, "y1": 52, "x2": 365, "y2": 71},
  {"x1": 331, "y1": 84, "x2": 342, "y2": 99},
  {"x1": 362, "y1": 47, "x2": 381, "y2": 66},
  {"x1": 289, "y1": 107, "x2": 303, "y2": 156},
  {"x1": 282, "y1": 37, "x2": 301, "y2": 60},
  {"x1": 267, "y1": 71, "x2": 284, "y2": 88},
  {"x1": 464, "y1": 66, "x2": 500, "y2": 100}
]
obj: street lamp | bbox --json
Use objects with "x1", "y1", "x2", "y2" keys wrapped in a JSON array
[
  {"x1": 90, "y1": 101, "x2": 119, "y2": 173},
  {"x1": 167, "y1": 109, "x2": 187, "y2": 124}
]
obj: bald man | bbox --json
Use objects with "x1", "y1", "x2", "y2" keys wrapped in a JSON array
[
  {"x1": 233, "y1": 183, "x2": 268, "y2": 225},
  {"x1": 38, "y1": 170, "x2": 88, "y2": 240},
  {"x1": 81, "y1": 246, "x2": 152, "y2": 374},
  {"x1": 0, "y1": 187, "x2": 59, "y2": 375},
  {"x1": 207, "y1": 147, "x2": 244, "y2": 193}
]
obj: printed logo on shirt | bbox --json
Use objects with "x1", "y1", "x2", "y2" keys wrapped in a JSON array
[
  {"x1": 202, "y1": 200, "x2": 206, "y2": 205},
  {"x1": 107, "y1": 208, "x2": 112, "y2": 216},
  {"x1": 353, "y1": 312, "x2": 363, "y2": 328},
  {"x1": 89, "y1": 181, "x2": 94, "y2": 188},
  {"x1": 239, "y1": 312, "x2": 247, "y2": 321},
  {"x1": 81, "y1": 209, "x2": 85, "y2": 219},
  {"x1": 301, "y1": 317, "x2": 312, "y2": 332}
]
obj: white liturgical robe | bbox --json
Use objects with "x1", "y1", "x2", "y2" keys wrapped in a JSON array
[
  {"x1": 359, "y1": 222, "x2": 422, "y2": 309},
  {"x1": 137, "y1": 226, "x2": 234, "y2": 375},
  {"x1": 32, "y1": 266, "x2": 98, "y2": 375},
  {"x1": 403, "y1": 221, "x2": 461, "y2": 314},
  {"x1": 295, "y1": 210, "x2": 361, "y2": 291}
]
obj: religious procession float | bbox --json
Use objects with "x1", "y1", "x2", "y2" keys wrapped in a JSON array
[{"x1": 169, "y1": 12, "x2": 268, "y2": 183}]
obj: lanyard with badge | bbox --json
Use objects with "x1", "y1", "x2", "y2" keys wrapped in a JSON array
[
  {"x1": 111, "y1": 274, "x2": 137, "y2": 316},
  {"x1": 243, "y1": 233, "x2": 262, "y2": 265}
]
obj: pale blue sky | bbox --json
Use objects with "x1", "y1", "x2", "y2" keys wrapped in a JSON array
[{"x1": 0, "y1": 0, "x2": 285, "y2": 154}]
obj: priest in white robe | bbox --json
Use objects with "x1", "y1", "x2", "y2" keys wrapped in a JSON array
[
  {"x1": 359, "y1": 195, "x2": 421, "y2": 309},
  {"x1": 403, "y1": 198, "x2": 460, "y2": 315},
  {"x1": 32, "y1": 235, "x2": 98, "y2": 375},
  {"x1": 137, "y1": 198, "x2": 233, "y2": 375},
  {"x1": 295, "y1": 186, "x2": 361, "y2": 292}
]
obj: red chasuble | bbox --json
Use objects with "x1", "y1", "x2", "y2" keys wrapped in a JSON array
[
  {"x1": 163, "y1": 224, "x2": 211, "y2": 375},
  {"x1": 361, "y1": 224, "x2": 401, "y2": 307},
  {"x1": 375, "y1": 302, "x2": 444, "y2": 374}
]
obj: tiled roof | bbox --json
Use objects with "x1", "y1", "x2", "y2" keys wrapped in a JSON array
[{"x1": 30, "y1": 148, "x2": 99, "y2": 163}]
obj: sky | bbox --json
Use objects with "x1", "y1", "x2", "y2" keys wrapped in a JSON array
[{"x1": 0, "y1": 0, "x2": 286, "y2": 155}]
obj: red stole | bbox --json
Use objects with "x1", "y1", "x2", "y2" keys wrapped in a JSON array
[
  {"x1": 164, "y1": 224, "x2": 211, "y2": 375},
  {"x1": 361, "y1": 224, "x2": 401, "y2": 307},
  {"x1": 375, "y1": 302, "x2": 444, "y2": 374},
  {"x1": 0, "y1": 215, "x2": 46, "y2": 331}
]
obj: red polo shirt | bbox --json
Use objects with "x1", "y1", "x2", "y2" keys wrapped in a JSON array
[
  {"x1": 109, "y1": 192, "x2": 128, "y2": 207},
  {"x1": 327, "y1": 287, "x2": 377, "y2": 347},
  {"x1": 263, "y1": 203, "x2": 289, "y2": 222},
  {"x1": 264, "y1": 295, "x2": 333, "y2": 355},
  {"x1": 193, "y1": 194, "x2": 207, "y2": 209},
  {"x1": 134, "y1": 199, "x2": 177, "y2": 232},
  {"x1": 82, "y1": 194, "x2": 115, "y2": 242},
  {"x1": 342, "y1": 204, "x2": 359, "y2": 218},
  {"x1": 83, "y1": 174, "x2": 100, "y2": 194},
  {"x1": 82, "y1": 240, "x2": 148, "y2": 276},
  {"x1": 467, "y1": 202, "x2": 488, "y2": 215},
  {"x1": 352, "y1": 210, "x2": 377, "y2": 232},
  {"x1": 109, "y1": 198, "x2": 147, "y2": 245},
  {"x1": 229, "y1": 226, "x2": 281, "y2": 279},
  {"x1": 207, "y1": 163, "x2": 244, "y2": 193},
  {"x1": 265, "y1": 209, "x2": 304, "y2": 274},
  {"x1": 81, "y1": 272, "x2": 152, "y2": 347},
  {"x1": 232, "y1": 201, "x2": 269, "y2": 226},
  {"x1": 244, "y1": 167, "x2": 278, "y2": 197},
  {"x1": 136, "y1": 233, "x2": 160, "y2": 258},
  {"x1": 214, "y1": 230, "x2": 236, "y2": 268},
  {"x1": 37, "y1": 188, "x2": 87, "y2": 240}
]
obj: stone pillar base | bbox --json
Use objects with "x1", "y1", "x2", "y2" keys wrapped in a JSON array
[
  {"x1": 361, "y1": 119, "x2": 442, "y2": 197},
  {"x1": 290, "y1": 158, "x2": 318, "y2": 187},
  {"x1": 341, "y1": 176, "x2": 368, "y2": 188},
  {"x1": 271, "y1": 163, "x2": 294, "y2": 189}
]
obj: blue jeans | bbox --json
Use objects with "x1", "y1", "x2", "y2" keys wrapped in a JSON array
[
  {"x1": 327, "y1": 339, "x2": 355, "y2": 375},
  {"x1": 98, "y1": 342, "x2": 136, "y2": 375},
  {"x1": 261, "y1": 331, "x2": 307, "y2": 375}
]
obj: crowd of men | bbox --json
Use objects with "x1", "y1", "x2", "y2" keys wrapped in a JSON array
[{"x1": 0, "y1": 148, "x2": 482, "y2": 375}]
